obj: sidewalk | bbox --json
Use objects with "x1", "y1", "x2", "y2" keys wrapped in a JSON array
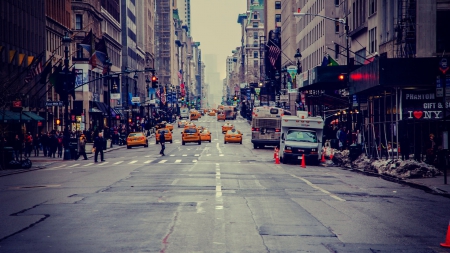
[
  {"x1": 0, "y1": 142, "x2": 131, "y2": 177},
  {"x1": 402, "y1": 170, "x2": 450, "y2": 197}
]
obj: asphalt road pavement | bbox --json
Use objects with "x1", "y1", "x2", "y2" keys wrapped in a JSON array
[{"x1": 0, "y1": 115, "x2": 449, "y2": 252}]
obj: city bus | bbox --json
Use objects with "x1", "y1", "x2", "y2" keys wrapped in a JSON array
[{"x1": 251, "y1": 106, "x2": 291, "y2": 149}]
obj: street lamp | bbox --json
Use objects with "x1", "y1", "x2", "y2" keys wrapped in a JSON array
[
  {"x1": 104, "y1": 58, "x2": 113, "y2": 146},
  {"x1": 294, "y1": 48, "x2": 302, "y2": 74}
]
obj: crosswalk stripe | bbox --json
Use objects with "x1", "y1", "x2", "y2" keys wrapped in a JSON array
[
  {"x1": 68, "y1": 164, "x2": 79, "y2": 168},
  {"x1": 129, "y1": 160, "x2": 138, "y2": 164},
  {"x1": 182, "y1": 154, "x2": 187, "y2": 156},
  {"x1": 114, "y1": 161, "x2": 123, "y2": 165},
  {"x1": 144, "y1": 160, "x2": 153, "y2": 164},
  {"x1": 175, "y1": 159, "x2": 181, "y2": 163},
  {"x1": 83, "y1": 163, "x2": 93, "y2": 167},
  {"x1": 194, "y1": 154, "x2": 200, "y2": 157},
  {"x1": 98, "y1": 162, "x2": 109, "y2": 166},
  {"x1": 170, "y1": 154, "x2": 175, "y2": 156},
  {"x1": 158, "y1": 160, "x2": 167, "y2": 163},
  {"x1": 193, "y1": 160, "x2": 197, "y2": 163}
]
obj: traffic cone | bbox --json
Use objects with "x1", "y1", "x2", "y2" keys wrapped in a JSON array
[
  {"x1": 321, "y1": 152, "x2": 326, "y2": 163},
  {"x1": 441, "y1": 220, "x2": 450, "y2": 248},
  {"x1": 275, "y1": 152, "x2": 280, "y2": 164},
  {"x1": 301, "y1": 154, "x2": 306, "y2": 168},
  {"x1": 274, "y1": 147, "x2": 277, "y2": 159},
  {"x1": 329, "y1": 150, "x2": 334, "y2": 161}
]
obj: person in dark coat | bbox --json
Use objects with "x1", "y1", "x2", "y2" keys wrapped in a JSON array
[
  {"x1": 41, "y1": 132, "x2": 49, "y2": 157},
  {"x1": 12, "y1": 134, "x2": 22, "y2": 161},
  {"x1": 93, "y1": 133, "x2": 105, "y2": 162},
  {"x1": 159, "y1": 130, "x2": 166, "y2": 156},
  {"x1": 49, "y1": 132, "x2": 58, "y2": 158},
  {"x1": 33, "y1": 134, "x2": 40, "y2": 157},
  {"x1": 57, "y1": 134, "x2": 63, "y2": 158}
]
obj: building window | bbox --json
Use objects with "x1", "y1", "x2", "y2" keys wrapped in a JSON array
[
  {"x1": 335, "y1": 0, "x2": 339, "y2": 6},
  {"x1": 75, "y1": 14, "x2": 82, "y2": 30},
  {"x1": 254, "y1": 32, "x2": 258, "y2": 39},
  {"x1": 253, "y1": 22, "x2": 258, "y2": 28},
  {"x1": 355, "y1": 48, "x2": 366, "y2": 65},
  {"x1": 254, "y1": 51, "x2": 258, "y2": 58},
  {"x1": 76, "y1": 43, "x2": 83, "y2": 58},
  {"x1": 275, "y1": 1, "x2": 281, "y2": 9},
  {"x1": 254, "y1": 60, "x2": 259, "y2": 68},
  {"x1": 369, "y1": 27, "x2": 377, "y2": 53},
  {"x1": 254, "y1": 14, "x2": 258, "y2": 20},
  {"x1": 369, "y1": 0, "x2": 377, "y2": 15},
  {"x1": 275, "y1": 14, "x2": 281, "y2": 23},
  {"x1": 335, "y1": 44, "x2": 339, "y2": 59},
  {"x1": 335, "y1": 18, "x2": 340, "y2": 33},
  {"x1": 253, "y1": 41, "x2": 258, "y2": 47}
]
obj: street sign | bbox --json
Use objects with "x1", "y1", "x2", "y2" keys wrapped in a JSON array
[
  {"x1": 280, "y1": 95, "x2": 289, "y2": 102},
  {"x1": 46, "y1": 101, "x2": 64, "y2": 107},
  {"x1": 131, "y1": 97, "x2": 140, "y2": 103}
]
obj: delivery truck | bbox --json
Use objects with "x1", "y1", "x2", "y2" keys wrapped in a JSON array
[{"x1": 278, "y1": 111, "x2": 324, "y2": 165}]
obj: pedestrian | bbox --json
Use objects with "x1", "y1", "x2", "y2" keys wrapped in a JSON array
[
  {"x1": 76, "y1": 134, "x2": 88, "y2": 160},
  {"x1": 426, "y1": 133, "x2": 437, "y2": 164},
  {"x1": 12, "y1": 134, "x2": 22, "y2": 161},
  {"x1": 93, "y1": 133, "x2": 105, "y2": 162},
  {"x1": 336, "y1": 126, "x2": 347, "y2": 151},
  {"x1": 33, "y1": 133, "x2": 40, "y2": 157},
  {"x1": 57, "y1": 134, "x2": 63, "y2": 158},
  {"x1": 49, "y1": 132, "x2": 58, "y2": 158},
  {"x1": 159, "y1": 130, "x2": 166, "y2": 156},
  {"x1": 41, "y1": 132, "x2": 49, "y2": 157},
  {"x1": 24, "y1": 132, "x2": 33, "y2": 158}
]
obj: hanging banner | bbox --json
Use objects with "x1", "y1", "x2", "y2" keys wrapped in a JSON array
[{"x1": 402, "y1": 90, "x2": 449, "y2": 120}]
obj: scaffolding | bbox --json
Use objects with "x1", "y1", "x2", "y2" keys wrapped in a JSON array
[
  {"x1": 395, "y1": 0, "x2": 416, "y2": 58},
  {"x1": 156, "y1": 0, "x2": 172, "y2": 85}
]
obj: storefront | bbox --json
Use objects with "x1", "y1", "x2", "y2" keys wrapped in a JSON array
[{"x1": 349, "y1": 57, "x2": 448, "y2": 160}]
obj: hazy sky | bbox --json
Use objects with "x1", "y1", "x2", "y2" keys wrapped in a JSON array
[{"x1": 191, "y1": 0, "x2": 246, "y2": 90}]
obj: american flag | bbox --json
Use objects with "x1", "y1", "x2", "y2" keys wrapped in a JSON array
[
  {"x1": 177, "y1": 69, "x2": 183, "y2": 80},
  {"x1": 161, "y1": 87, "x2": 166, "y2": 105},
  {"x1": 268, "y1": 41, "x2": 281, "y2": 68},
  {"x1": 24, "y1": 61, "x2": 43, "y2": 84},
  {"x1": 156, "y1": 87, "x2": 161, "y2": 98}
]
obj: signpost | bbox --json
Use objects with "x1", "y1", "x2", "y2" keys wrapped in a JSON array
[{"x1": 46, "y1": 101, "x2": 64, "y2": 107}]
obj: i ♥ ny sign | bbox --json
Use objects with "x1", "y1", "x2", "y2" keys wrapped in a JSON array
[{"x1": 407, "y1": 111, "x2": 442, "y2": 119}]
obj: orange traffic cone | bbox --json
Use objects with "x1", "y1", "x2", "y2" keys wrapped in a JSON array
[
  {"x1": 274, "y1": 147, "x2": 278, "y2": 159},
  {"x1": 321, "y1": 152, "x2": 326, "y2": 163},
  {"x1": 329, "y1": 150, "x2": 334, "y2": 161},
  {"x1": 301, "y1": 154, "x2": 306, "y2": 168},
  {"x1": 441, "y1": 220, "x2": 450, "y2": 248},
  {"x1": 275, "y1": 152, "x2": 280, "y2": 164}
]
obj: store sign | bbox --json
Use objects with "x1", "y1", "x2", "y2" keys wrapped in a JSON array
[
  {"x1": 131, "y1": 97, "x2": 140, "y2": 103},
  {"x1": 402, "y1": 90, "x2": 449, "y2": 120}
]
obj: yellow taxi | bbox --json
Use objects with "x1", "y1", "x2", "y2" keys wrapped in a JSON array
[
  {"x1": 200, "y1": 129, "x2": 212, "y2": 142},
  {"x1": 217, "y1": 112, "x2": 225, "y2": 121},
  {"x1": 178, "y1": 120, "x2": 187, "y2": 128},
  {"x1": 165, "y1": 123, "x2": 174, "y2": 131},
  {"x1": 190, "y1": 111, "x2": 200, "y2": 121},
  {"x1": 221, "y1": 122, "x2": 234, "y2": 134},
  {"x1": 126, "y1": 132, "x2": 148, "y2": 149},
  {"x1": 181, "y1": 127, "x2": 201, "y2": 145},
  {"x1": 208, "y1": 111, "x2": 216, "y2": 116},
  {"x1": 224, "y1": 129, "x2": 242, "y2": 144},
  {"x1": 155, "y1": 128, "x2": 173, "y2": 144},
  {"x1": 184, "y1": 122, "x2": 196, "y2": 129}
]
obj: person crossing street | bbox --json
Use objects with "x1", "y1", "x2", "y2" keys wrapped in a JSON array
[
  {"x1": 93, "y1": 133, "x2": 105, "y2": 162},
  {"x1": 159, "y1": 130, "x2": 166, "y2": 156}
]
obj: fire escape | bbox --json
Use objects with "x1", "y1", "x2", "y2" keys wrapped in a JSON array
[
  {"x1": 156, "y1": 0, "x2": 171, "y2": 85},
  {"x1": 395, "y1": 0, "x2": 416, "y2": 58}
]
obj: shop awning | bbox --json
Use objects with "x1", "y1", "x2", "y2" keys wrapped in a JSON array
[
  {"x1": 89, "y1": 108, "x2": 102, "y2": 113},
  {"x1": 298, "y1": 65, "x2": 350, "y2": 92},
  {"x1": 94, "y1": 102, "x2": 109, "y2": 114},
  {"x1": 110, "y1": 107, "x2": 122, "y2": 117},
  {"x1": 0, "y1": 110, "x2": 33, "y2": 123},
  {"x1": 22, "y1": 111, "x2": 45, "y2": 121}
]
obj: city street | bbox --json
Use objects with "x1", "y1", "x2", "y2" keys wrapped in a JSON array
[{"x1": 0, "y1": 115, "x2": 449, "y2": 252}]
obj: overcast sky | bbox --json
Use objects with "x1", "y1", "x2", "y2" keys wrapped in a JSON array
[{"x1": 191, "y1": 0, "x2": 246, "y2": 104}]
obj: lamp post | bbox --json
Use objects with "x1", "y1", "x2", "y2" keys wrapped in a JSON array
[
  {"x1": 62, "y1": 31, "x2": 71, "y2": 134},
  {"x1": 104, "y1": 58, "x2": 112, "y2": 146},
  {"x1": 145, "y1": 75, "x2": 151, "y2": 123},
  {"x1": 294, "y1": 48, "x2": 302, "y2": 112}
]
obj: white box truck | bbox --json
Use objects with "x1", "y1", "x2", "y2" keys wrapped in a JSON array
[
  {"x1": 278, "y1": 111, "x2": 324, "y2": 165},
  {"x1": 180, "y1": 108, "x2": 189, "y2": 119}
]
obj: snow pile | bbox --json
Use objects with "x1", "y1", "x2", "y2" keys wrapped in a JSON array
[{"x1": 331, "y1": 152, "x2": 442, "y2": 179}]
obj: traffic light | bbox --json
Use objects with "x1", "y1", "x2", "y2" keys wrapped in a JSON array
[
  {"x1": 55, "y1": 119, "x2": 61, "y2": 125},
  {"x1": 233, "y1": 96, "x2": 237, "y2": 101},
  {"x1": 338, "y1": 73, "x2": 347, "y2": 82},
  {"x1": 181, "y1": 97, "x2": 185, "y2": 102},
  {"x1": 115, "y1": 115, "x2": 120, "y2": 120},
  {"x1": 128, "y1": 118, "x2": 132, "y2": 123},
  {"x1": 151, "y1": 75, "x2": 158, "y2": 88}
]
